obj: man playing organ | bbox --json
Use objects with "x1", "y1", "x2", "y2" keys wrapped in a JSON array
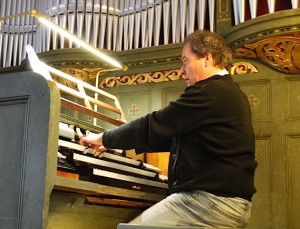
[{"x1": 80, "y1": 30, "x2": 257, "y2": 228}]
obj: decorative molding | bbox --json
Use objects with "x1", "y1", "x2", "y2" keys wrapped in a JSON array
[
  {"x1": 284, "y1": 77, "x2": 300, "y2": 120},
  {"x1": 231, "y1": 62, "x2": 258, "y2": 75},
  {"x1": 234, "y1": 33, "x2": 300, "y2": 74},
  {"x1": 217, "y1": 0, "x2": 230, "y2": 22},
  {"x1": 222, "y1": 9, "x2": 300, "y2": 74},
  {"x1": 230, "y1": 27, "x2": 300, "y2": 50},
  {"x1": 126, "y1": 56, "x2": 182, "y2": 68},
  {"x1": 51, "y1": 67, "x2": 113, "y2": 88},
  {"x1": 233, "y1": 34, "x2": 300, "y2": 74},
  {"x1": 55, "y1": 63, "x2": 260, "y2": 89},
  {"x1": 99, "y1": 69, "x2": 182, "y2": 88}
]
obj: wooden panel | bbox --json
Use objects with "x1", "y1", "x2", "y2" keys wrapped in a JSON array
[
  {"x1": 286, "y1": 134, "x2": 300, "y2": 229},
  {"x1": 285, "y1": 77, "x2": 300, "y2": 120},
  {"x1": 238, "y1": 79, "x2": 271, "y2": 122},
  {"x1": 146, "y1": 152, "x2": 170, "y2": 176},
  {"x1": 47, "y1": 190, "x2": 143, "y2": 229},
  {"x1": 234, "y1": 65, "x2": 288, "y2": 229},
  {"x1": 247, "y1": 136, "x2": 272, "y2": 229},
  {"x1": 117, "y1": 90, "x2": 152, "y2": 121},
  {"x1": 0, "y1": 71, "x2": 60, "y2": 229},
  {"x1": 0, "y1": 97, "x2": 27, "y2": 228},
  {"x1": 162, "y1": 87, "x2": 185, "y2": 106}
]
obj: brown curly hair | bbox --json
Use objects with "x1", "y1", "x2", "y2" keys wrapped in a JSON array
[{"x1": 183, "y1": 30, "x2": 232, "y2": 69}]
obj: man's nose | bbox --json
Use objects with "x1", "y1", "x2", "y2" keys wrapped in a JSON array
[{"x1": 179, "y1": 66, "x2": 185, "y2": 77}]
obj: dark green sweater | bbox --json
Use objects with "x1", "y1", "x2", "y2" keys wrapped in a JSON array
[{"x1": 103, "y1": 74, "x2": 257, "y2": 201}]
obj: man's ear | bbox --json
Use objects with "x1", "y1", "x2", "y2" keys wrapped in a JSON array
[
  {"x1": 203, "y1": 53, "x2": 213, "y2": 61},
  {"x1": 203, "y1": 53, "x2": 213, "y2": 67},
  {"x1": 203, "y1": 53, "x2": 214, "y2": 67}
]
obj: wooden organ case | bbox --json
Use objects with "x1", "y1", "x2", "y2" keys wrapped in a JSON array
[{"x1": 0, "y1": 70, "x2": 167, "y2": 229}]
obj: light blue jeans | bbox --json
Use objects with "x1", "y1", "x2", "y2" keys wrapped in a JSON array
[{"x1": 129, "y1": 190, "x2": 252, "y2": 228}]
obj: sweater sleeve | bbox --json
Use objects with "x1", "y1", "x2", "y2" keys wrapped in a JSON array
[{"x1": 102, "y1": 84, "x2": 212, "y2": 150}]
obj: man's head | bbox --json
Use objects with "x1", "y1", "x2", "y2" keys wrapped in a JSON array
[{"x1": 180, "y1": 30, "x2": 232, "y2": 86}]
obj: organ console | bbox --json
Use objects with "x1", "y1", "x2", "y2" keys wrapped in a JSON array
[
  {"x1": 57, "y1": 120, "x2": 168, "y2": 195},
  {"x1": 0, "y1": 66, "x2": 167, "y2": 228}
]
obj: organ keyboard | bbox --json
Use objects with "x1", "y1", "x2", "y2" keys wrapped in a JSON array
[
  {"x1": 57, "y1": 121, "x2": 168, "y2": 195},
  {"x1": 42, "y1": 50, "x2": 169, "y2": 198},
  {"x1": 22, "y1": 45, "x2": 168, "y2": 208}
]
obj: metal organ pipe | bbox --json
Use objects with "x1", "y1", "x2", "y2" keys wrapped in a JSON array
[{"x1": 0, "y1": 0, "x2": 297, "y2": 69}]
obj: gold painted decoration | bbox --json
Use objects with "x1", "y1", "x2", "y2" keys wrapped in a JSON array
[
  {"x1": 233, "y1": 34, "x2": 300, "y2": 74},
  {"x1": 51, "y1": 67, "x2": 112, "y2": 88},
  {"x1": 99, "y1": 69, "x2": 182, "y2": 88},
  {"x1": 128, "y1": 104, "x2": 140, "y2": 118},
  {"x1": 248, "y1": 94, "x2": 260, "y2": 108},
  {"x1": 231, "y1": 62, "x2": 258, "y2": 75},
  {"x1": 233, "y1": 48, "x2": 257, "y2": 58}
]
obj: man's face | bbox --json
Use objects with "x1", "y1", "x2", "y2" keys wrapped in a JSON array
[{"x1": 180, "y1": 42, "x2": 205, "y2": 86}]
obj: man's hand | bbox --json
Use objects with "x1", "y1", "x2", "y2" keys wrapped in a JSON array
[{"x1": 78, "y1": 132, "x2": 107, "y2": 154}]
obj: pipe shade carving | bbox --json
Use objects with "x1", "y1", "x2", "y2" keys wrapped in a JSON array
[{"x1": 233, "y1": 34, "x2": 300, "y2": 74}]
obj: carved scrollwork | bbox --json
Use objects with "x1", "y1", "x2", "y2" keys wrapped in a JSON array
[
  {"x1": 231, "y1": 62, "x2": 258, "y2": 75},
  {"x1": 99, "y1": 69, "x2": 182, "y2": 88},
  {"x1": 51, "y1": 67, "x2": 111, "y2": 89},
  {"x1": 233, "y1": 34, "x2": 300, "y2": 74}
]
